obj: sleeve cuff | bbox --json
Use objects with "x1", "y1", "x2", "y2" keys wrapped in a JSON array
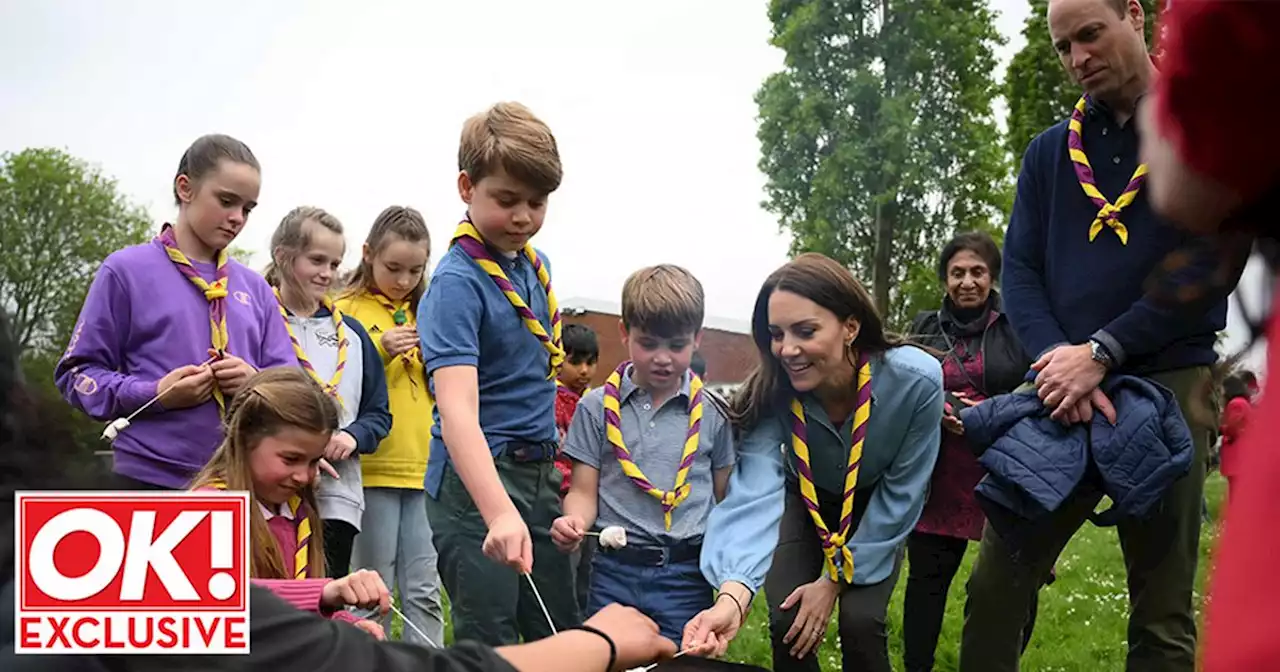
[
  {"x1": 425, "y1": 353, "x2": 479, "y2": 374},
  {"x1": 1090, "y1": 329, "x2": 1127, "y2": 367},
  {"x1": 127, "y1": 378, "x2": 161, "y2": 414}
]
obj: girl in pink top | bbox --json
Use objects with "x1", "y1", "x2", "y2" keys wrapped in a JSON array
[{"x1": 188, "y1": 366, "x2": 390, "y2": 638}]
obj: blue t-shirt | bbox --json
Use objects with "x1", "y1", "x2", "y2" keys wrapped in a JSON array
[{"x1": 418, "y1": 241, "x2": 559, "y2": 498}]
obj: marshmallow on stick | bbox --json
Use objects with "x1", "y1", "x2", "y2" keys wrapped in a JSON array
[
  {"x1": 598, "y1": 525, "x2": 628, "y2": 550},
  {"x1": 100, "y1": 355, "x2": 217, "y2": 441}
]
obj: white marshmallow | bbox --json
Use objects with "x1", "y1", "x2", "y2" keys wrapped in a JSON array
[
  {"x1": 101, "y1": 417, "x2": 130, "y2": 441},
  {"x1": 599, "y1": 525, "x2": 628, "y2": 549}
]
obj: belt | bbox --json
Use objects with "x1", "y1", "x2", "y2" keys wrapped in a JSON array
[
  {"x1": 498, "y1": 441, "x2": 558, "y2": 463},
  {"x1": 601, "y1": 540, "x2": 702, "y2": 567}
]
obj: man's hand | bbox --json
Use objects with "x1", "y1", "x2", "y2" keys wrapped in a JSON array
[{"x1": 1032, "y1": 344, "x2": 1110, "y2": 423}]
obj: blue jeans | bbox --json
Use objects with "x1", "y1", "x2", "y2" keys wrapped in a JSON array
[
  {"x1": 587, "y1": 548, "x2": 713, "y2": 645},
  {"x1": 352, "y1": 488, "x2": 445, "y2": 648}
]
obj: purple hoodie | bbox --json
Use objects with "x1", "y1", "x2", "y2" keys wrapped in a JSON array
[{"x1": 56, "y1": 237, "x2": 297, "y2": 488}]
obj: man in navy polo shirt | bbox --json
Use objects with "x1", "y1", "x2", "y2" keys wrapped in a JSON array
[{"x1": 958, "y1": 0, "x2": 1250, "y2": 670}]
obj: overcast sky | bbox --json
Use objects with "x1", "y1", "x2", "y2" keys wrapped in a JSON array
[{"x1": 0, "y1": 0, "x2": 1266, "y2": 371}]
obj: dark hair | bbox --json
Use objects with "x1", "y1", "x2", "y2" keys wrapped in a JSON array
[
  {"x1": 730, "y1": 253, "x2": 913, "y2": 432},
  {"x1": 562, "y1": 323, "x2": 599, "y2": 362},
  {"x1": 0, "y1": 310, "x2": 111, "y2": 579},
  {"x1": 341, "y1": 206, "x2": 432, "y2": 313},
  {"x1": 1223, "y1": 374, "x2": 1251, "y2": 402},
  {"x1": 173, "y1": 134, "x2": 260, "y2": 205},
  {"x1": 937, "y1": 231, "x2": 1002, "y2": 283},
  {"x1": 690, "y1": 350, "x2": 708, "y2": 378},
  {"x1": 1239, "y1": 370, "x2": 1258, "y2": 387}
]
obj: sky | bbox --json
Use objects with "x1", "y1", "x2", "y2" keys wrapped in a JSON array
[{"x1": 0, "y1": 0, "x2": 1266, "y2": 372}]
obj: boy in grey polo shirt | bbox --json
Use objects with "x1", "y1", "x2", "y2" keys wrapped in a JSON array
[{"x1": 550, "y1": 265, "x2": 736, "y2": 645}]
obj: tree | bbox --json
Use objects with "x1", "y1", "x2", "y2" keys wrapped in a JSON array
[
  {"x1": 1004, "y1": 0, "x2": 1160, "y2": 167},
  {"x1": 756, "y1": 0, "x2": 1011, "y2": 329},
  {"x1": 0, "y1": 148, "x2": 151, "y2": 355}
]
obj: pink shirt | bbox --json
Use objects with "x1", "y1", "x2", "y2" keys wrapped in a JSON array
[{"x1": 196, "y1": 487, "x2": 361, "y2": 624}]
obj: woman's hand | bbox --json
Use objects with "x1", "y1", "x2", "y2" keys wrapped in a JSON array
[
  {"x1": 321, "y1": 569, "x2": 391, "y2": 615},
  {"x1": 780, "y1": 577, "x2": 840, "y2": 659},
  {"x1": 681, "y1": 597, "x2": 742, "y2": 658}
]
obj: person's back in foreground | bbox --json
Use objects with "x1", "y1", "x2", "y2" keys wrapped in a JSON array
[
  {"x1": 417, "y1": 101, "x2": 579, "y2": 645},
  {"x1": 551, "y1": 265, "x2": 737, "y2": 646}
]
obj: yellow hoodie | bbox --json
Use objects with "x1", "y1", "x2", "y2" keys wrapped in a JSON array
[{"x1": 335, "y1": 290, "x2": 432, "y2": 489}]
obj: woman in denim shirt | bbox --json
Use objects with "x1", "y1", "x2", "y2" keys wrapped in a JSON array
[{"x1": 682, "y1": 253, "x2": 943, "y2": 672}]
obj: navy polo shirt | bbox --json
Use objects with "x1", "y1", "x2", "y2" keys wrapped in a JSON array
[
  {"x1": 418, "y1": 241, "x2": 559, "y2": 498},
  {"x1": 1002, "y1": 97, "x2": 1244, "y2": 375}
]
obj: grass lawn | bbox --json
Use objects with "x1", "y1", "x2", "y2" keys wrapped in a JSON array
[{"x1": 395, "y1": 473, "x2": 1228, "y2": 671}]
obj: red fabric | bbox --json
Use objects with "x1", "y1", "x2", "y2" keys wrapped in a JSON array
[
  {"x1": 1218, "y1": 396, "x2": 1253, "y2": 478},
  {"x1": 1204, "y1": 289, "x2": 1280, "y2": 670},
  {"x1": 1153, "y1": 0, "x2": 1280, "y2": 204},
  {"x1": 555, "y1": 383, "x2": 584, "y2": 496},
  {"x1": 914, "y1": 332, "x2": 987, "y2": 541}
]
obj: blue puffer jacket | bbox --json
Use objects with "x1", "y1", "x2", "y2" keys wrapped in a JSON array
[{"x1": 960, "y1": 375, "x2": 1194, "y2": 543}]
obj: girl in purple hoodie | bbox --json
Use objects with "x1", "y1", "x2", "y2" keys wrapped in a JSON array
[{"x1": 55, "y1": 134, "x2": 296, "y2": 490}]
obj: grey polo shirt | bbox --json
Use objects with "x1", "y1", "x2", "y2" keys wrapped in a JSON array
[{"x1": 563, "y1": 366, "x2": 736, "y2": 547}]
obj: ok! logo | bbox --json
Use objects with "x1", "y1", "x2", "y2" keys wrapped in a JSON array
[{"x1": 14, "y1": 491, "x2": 251, "y2": 654}]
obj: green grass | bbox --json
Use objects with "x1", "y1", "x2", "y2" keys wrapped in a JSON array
[{"x1": 391, "y1": 474, "x2": 1228, "y2": 671}]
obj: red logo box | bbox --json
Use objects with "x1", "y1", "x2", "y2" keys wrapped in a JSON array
[{"x1": 15, "y1": 491, "x2": 251, "y2": 654}]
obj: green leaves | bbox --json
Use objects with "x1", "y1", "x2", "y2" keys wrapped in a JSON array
[
  {"x1": 757, "y1": 0, "x2": 1011, "y2": 329},
  {"x1": 0, "y1": 147, "x2": 152, "y2": 355}
]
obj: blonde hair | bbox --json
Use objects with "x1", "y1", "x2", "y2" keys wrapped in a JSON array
[
  {"x1": 263, "y1": 206, "x2": 345, "y2": 295},
  {"x1": 621, "y1": 264, "x2": 705, "y2": 338},
  {"x1": 189, "y1": 367, "x2": 340, "y2": 580},
  {"x1": 459, "y1": 102, "x2": 562, "y2": 195},
  {"x1": 340, "y1": 205, "x2": 431, "y2": 312}
]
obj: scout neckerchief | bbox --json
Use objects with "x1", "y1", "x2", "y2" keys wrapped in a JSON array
[
  {"x1": 274, "y1": 287, "x2": 347, "y2": 407},
  {"x1": 602, "y1": 362, "x2": 705, "y2": 530},
  {"x1": 157, "y1": 224, "x2": 230, "y2": 415},
  {"x1": 367, "y1": 288, "x2": 422, "y2": 399},
  {"x1": 208, "y1": 479, "x2": 310, "y2": 579},
  {"x1": 789, "y1": 351, "x2": 872, "y2": 583},
  {"x1": 1067, "y1": 96, "x2": 1147, "y2": 245},
  {"x1": 451, "y1": 218, "x2": 564, "y2": 379}
]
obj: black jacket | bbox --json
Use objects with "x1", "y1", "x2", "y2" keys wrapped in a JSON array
[
  {"x1": 910, "y1": 291, "x2": 1031, "y2": 399},
  {"x1": 1, "y1": 581, "x2": 518, "y2": 672}
]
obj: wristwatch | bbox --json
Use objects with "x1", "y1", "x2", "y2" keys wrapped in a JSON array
[{"x1": 1089, "y1": 339, "x2": 1115, "y2": 370}]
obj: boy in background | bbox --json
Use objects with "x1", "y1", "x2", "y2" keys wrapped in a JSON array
[
  {"x1": 555, "y1": 322, "x2": 600, "y2": 612},
  {"x1": 550, "y1": 265, "x2": 736, "y2": 645},
  {"x1": 418, "y1": 101, "x2": 578, "y2": 645}
]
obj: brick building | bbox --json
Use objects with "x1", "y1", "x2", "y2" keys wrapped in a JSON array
[{"x1": 560, "y1": 296, "x2": 758, "y2": 395}]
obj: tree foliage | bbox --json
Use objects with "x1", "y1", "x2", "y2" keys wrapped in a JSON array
[
  {"x1": 0, "y1": 148, "x2": 152, "y2": 355},
  {"x1": 756, "y1": 0, "x2": 1011, "y2": 329},
  {"x1": 1003, "y1": 0, "x2": 1160, "y2": 167}
]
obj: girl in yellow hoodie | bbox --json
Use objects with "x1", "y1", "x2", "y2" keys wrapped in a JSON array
[{"x1": 336, "y1": 205, "x2": 443, "y2": 647}]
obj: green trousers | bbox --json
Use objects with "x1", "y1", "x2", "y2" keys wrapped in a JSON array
[
  {"x1": 959, "y1": 367, "x2": 1218, "y2": 672},
  {"x1": 426, "y1": 456, "x2": 580, "y2": 646}
]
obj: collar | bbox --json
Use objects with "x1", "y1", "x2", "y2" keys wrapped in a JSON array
[
  {"x1": 617, "y1": 364, "x2": 693, "y2": 404},
  {"x1": 940, "y1": 291, "x2": 1001, "y2": 335},
  {"x1": 1084, "y1": 91, "x2": 1150, "y2": 127},
  {"x1": 258, "y1": 499, "x2": 296, "y2": 521}
]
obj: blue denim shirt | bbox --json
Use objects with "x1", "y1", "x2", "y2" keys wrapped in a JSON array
[
  {"x1": 418, "y1": 241, "x2": 559, "y2": 498},
  {"x1": 700, "y1": 345, "x2": 943, "y2": 588}
]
